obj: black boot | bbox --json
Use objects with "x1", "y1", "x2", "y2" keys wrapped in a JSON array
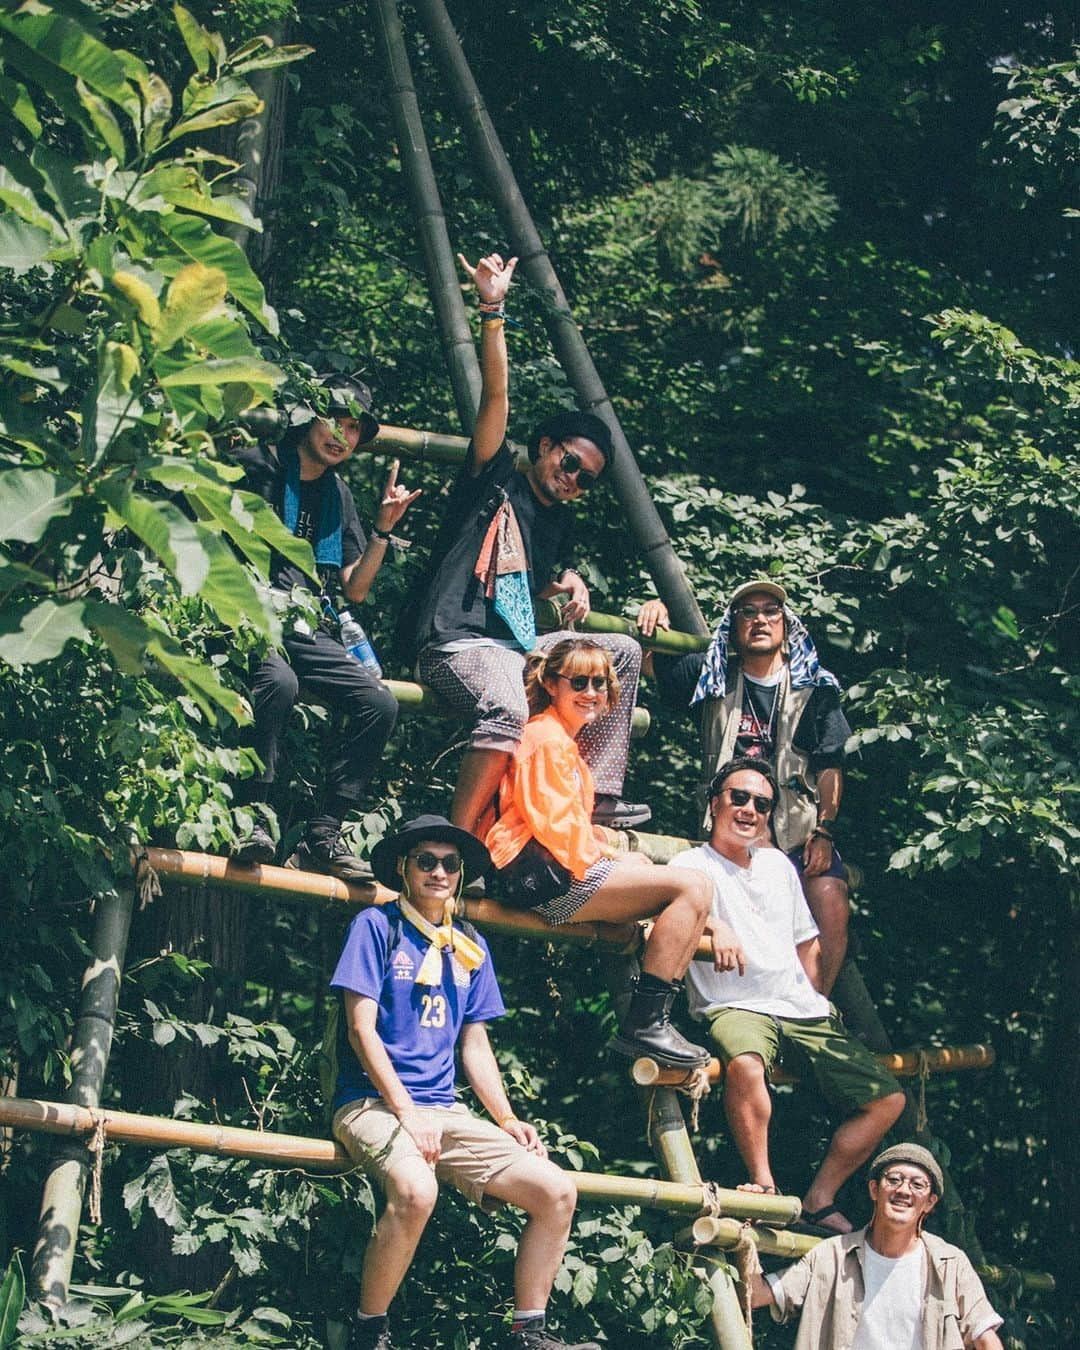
[
  {"x1": 348, "y1": 1313, "x2": 393, "y2": 1349},
  {"x1": 609, "y1": 975, "x2": 710, "y2": 1068},
  {"x1": 508, "y1": 1317, "x2": 600, "y2": 1349},
  {"x1": 229, "y1": 804, "x2": 277, "y2": 867},
  {"x1": 286, "y1": 819, "x2": 373, "y2": 884}
]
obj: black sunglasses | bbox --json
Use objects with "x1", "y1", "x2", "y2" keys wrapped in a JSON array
[
  {"x1": 558, "y1": 449, "x2": 599, "y2": 491},
  {"x1": 557, "y1": 673, "x2": 608, "y2": 692},
  {"x1": 723, "y1": 787, "x2": 774, "y2": 814},
  {"x1": 407, "y1": 851, "x2": 463, "y2": 874}
]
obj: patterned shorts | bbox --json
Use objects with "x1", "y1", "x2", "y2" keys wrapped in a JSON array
[{"x1": 533, "y1": 858, "x2": 616, "y2": 926}]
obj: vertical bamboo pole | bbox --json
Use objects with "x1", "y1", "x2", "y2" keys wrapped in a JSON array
[
  {"x1": 227, "y1": 20, "x2": 287, "y2": 261},
  {"x1": 647, "y1": 1090, "x2": 753, "y2": 1350},
  {"x1": 412, "y1": 0, "x2": 707, "y2": 637},
  {"x1": 368, "y1": 0, "x2": 482, "y2": 432},
  {"x1": 30, "y1": 886, "x2": 135, "y2": 1304}
]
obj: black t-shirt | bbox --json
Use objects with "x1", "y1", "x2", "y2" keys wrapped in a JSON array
[
  {"x1": 230, "y1": 443, "x2": 366, "y2": 593},
  {"x1": 411, "y1": 442, "x2": 572, "y2": 651},
  {"x1": 652, "y1": 650, "x2": 851, "y2": 770}
]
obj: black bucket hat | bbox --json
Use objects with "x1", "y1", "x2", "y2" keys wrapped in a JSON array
[
  {"x1": 282, "y1": 372, "x2": 380, "y2": 449},
  {"x1": 370, "y1": 814, "x2": 491, "y2": 890}
]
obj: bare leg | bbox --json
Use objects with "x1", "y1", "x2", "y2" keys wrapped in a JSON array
[
  {"x1": 572, "y1": 859, "x2": 711, "y2": 981},
  {"x1": 802, "y1": 1091, "x2": 906, "y2": 1232},
  {"x1": 451, "y1": 746, "x2": 512, "y2": 835},
  {"x1": 723, "y1": 1054, "x2": 777, "y2": 1192},
  {"x1": 359, "y1": 1158, "x2": 439, "y2": 1314},
  {"x1": 802, "y1": 875, "x2": 849, "y2": 994},
  {"x1": 484, "y1": 1155, "x2": 577, "y2": 1309}
]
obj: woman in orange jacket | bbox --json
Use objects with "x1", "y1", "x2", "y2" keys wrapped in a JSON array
[{"x1": 485, "y1": 637, "x2": 717, "y2": 1068}]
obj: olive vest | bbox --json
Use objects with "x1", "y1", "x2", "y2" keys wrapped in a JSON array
[{"x1": 699, "y1": 663, "x2": 818, "y2": 851}]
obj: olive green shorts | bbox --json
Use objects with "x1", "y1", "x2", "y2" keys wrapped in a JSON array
[{"x1": 705, "y1": 1006, "x2": 901, "y2": 1114}]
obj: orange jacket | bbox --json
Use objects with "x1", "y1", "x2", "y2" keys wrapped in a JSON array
[{"x1": 485, "y1": 708, "x2": 609, "y2": 880}]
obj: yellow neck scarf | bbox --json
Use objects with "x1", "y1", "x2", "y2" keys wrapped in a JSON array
[{"x1": 397, "y1": 897, "x2": 486, "y2": 987}]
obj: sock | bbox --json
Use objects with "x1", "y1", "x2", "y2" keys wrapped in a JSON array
[
  {"x1": 511, "y1": 1309, "x2": 545, "y2": 1330},
  {"x1": 637, "y1": 971, "x2": 672, "y2": 996},
  {"x1": 355, "y1": 1311, "x2": 387, "y2": 1323}
]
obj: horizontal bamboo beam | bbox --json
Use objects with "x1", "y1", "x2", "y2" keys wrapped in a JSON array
[
  {"x1": 143, "y1": 847, "x2": 643, "y2": 951},
  {"x1": 678, "y1": 1216, "x2": 1054, "y2": 1295},
  {"x1": 632, "y1": 1043, "x2": 997, "y2": 1089},
  {"x1": 374, "y1": 423, "x2": 514, "y2": 465},
  {"x1": 533, "y1": 598, "x2": 709, "y2": 656},
  {"x1": 0, "y1": 1098, "x2": 796, "y2": 1223},
  {"x1": 386, "y1": 678, "x2": 652, "y2": 737}
]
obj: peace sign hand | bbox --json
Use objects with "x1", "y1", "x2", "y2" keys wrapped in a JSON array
[
  {"x1": 458, "y1": 251, "x2": 518, "y2": 306},
  {"x1": 374, "y1": 459, "x2": 421, "y2": 533}
]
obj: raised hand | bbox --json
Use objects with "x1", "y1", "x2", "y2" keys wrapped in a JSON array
[
  {"x1": 374, "y1": 458, "x2": 421, "y2": 533},
  {"x1": 458, "y1": 251, "x2": 518, "y2": 306}
]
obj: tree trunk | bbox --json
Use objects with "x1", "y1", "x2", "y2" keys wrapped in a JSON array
[{"x1": 1049, "y1": 889, "x2": 1080, "y2": 1340}]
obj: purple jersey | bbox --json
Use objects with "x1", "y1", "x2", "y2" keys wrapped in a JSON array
[{"x1": 330, "y1": 904, "x2": 506, "y2": 1110}]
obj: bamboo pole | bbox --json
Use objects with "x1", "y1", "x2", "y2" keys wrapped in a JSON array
[
  {"x1": 631, "y1": 1043, "x2": 997, "y2": 1089},
  {"x1": 30, "y1": 886, "x2": 135, "y2": 1305},
  {"x1": 368, "y1": 0, "x2": 481, "y2": 431},
  {"x1": 677, "y1": 1218, "x2": 1054, "y2": 1295},
  {"x1": 142, "y1": 847, "x2": 642, "y2": 951},
  {"x1": 412, "y1": 0, "x2": 707, "y2": 639},
  {"x1": 226, "y1": 20, "x2": 286, "y2": 259},
  {"x1": 384, "y1": 676, "x2": 652, "y2": 736}
]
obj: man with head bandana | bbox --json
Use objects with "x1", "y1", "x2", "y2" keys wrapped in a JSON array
[{"x1": 638, "y1": 579, "x2": 852, "y2": 993}]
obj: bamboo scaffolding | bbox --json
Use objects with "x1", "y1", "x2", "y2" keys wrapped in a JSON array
[
  {"x1": 384, "y1": 676, "x2": 652, "y2": 736},
  {"x1": 31, "y1": 887, "x2": 135, "y2": 1304},
  {"x1": 368, "y1": 0, "x2": 481, "y2": 430},
  {"x1": 676, "y1": 1217, "x2": 1054, "y2": 1295},
  {"x1": 412, "y1": 0, "x2": 707, "y2": 639},
  {"x1": 632, "y1": 1043, "x2": 997, "y2": 1089},
  {"x1": 2, "y1": 1097, "x2": 797, "y2": 1224}
]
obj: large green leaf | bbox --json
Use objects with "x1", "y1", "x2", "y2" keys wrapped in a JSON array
[
  {"x1": 84, "y1": 600, "x2": 152, "y2": 674},
  {"x1": 173, "y1": 3, "x2": 214, "y2": 75},
  {"x1": 230, "y1": 43, "x2": 315, "y2": 75},
  {"x1": 0, "y1": 8, "x2": 141, "y2": 124},
  {"x1": 105, "y1": 491, "x2": 211, "y2": 594},
  {"x1": 0, "y1": 71, "x2": 42, "y2": 137},
  {"x1": 154, "y1": 261, "x2": 228, "y2": 351},
  {"x1": 0, "y1": 467, "x2": 77, "y2": 542},
  {"x1": 0, "y1": 212, "x2": 57, "y2": 273},
  {"x1": 0, "y1": 597, "x2": 90, "y2": 666},
  {"x1": 147, "y1": 633, "x2": 250, "y2": 725},
  {"x1": 75, "y1": 75, "x2": 126, "y2": 162},
  {"x1": 158, "y1": 213, "x2": 277, "y2": 332},
  {"x1": 158, "y1": 356, "x2": 282, "y2": 387},
  {"x1": 0, "y1": 1251, "x2": 24, "y2": 1349},
  {"x1": 82, "y1": 340, "x2": 144, "y2": 460},
  {"x1": 0, "y1": 165, "x2": 63, "y2": 236}
]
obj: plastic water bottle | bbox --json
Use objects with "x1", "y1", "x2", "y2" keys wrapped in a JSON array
[{"x1": 338, "y1": 609, "x2": 382, "y2": 677}]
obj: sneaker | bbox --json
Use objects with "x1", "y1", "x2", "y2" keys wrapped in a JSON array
[
  {"x1": 509, "y1": 1319, "x2": 599, "y2": 1350},
  {"x1": 591, "y1": 795, "x2": 652, "y2": 830},
  {"x1": 229, "y1": 811, "x2": 276, "y2": 866},
  {"x1": 348, "y1": 1314, "x2": 392, "y2": 1350},
  {"x1": 286, "y1": 833, "x2": 374, "y2": 885}
]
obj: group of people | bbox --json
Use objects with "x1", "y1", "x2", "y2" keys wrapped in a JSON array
[{"x1": 223, "y1": 254, "x2": 1003, "y2": 1348}]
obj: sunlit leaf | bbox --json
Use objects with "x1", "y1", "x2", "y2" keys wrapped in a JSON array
[
  {"x1": 0, "y1": 468, "x2": 77, "y2": 543},
  {"x1": 0, "y1": 598, "x2": 90, "y2": 667}
]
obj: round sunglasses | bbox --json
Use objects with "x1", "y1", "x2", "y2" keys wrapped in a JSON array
[
  {"x1": 721, "y1": 787, "x2": 774, "y2": 814},
  {"x1": 407, "y1": 851, "x2": 463, "y2": 874},
  {"x1": 557, "y1": 449, "x2": 599, "y2": 491}
]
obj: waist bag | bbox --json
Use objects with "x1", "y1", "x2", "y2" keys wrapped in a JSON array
[{"x1": 497, "y1": 838, "x2": 573, "y2": 909}]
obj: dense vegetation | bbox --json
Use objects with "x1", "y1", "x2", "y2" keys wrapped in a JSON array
[{"x1": 0, "y1": 1, "x2": 1076, "y2": 1346}]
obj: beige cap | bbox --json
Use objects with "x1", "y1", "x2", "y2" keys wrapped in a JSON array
[
  {"x1": 870, "y1": 1143, "x2": 944, "y2": 1196},
  {"x1": 728, "y1": 579, "x2": 788, "y2": 609}
]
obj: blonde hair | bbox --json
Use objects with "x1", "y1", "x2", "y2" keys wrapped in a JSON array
[{"x1": 524, "y1": 638, "x2": 620, "y2": 717}]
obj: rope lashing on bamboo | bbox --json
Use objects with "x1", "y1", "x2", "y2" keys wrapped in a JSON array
[
  {"x1": 87, "y1": 1109, "x2": 106, "y2": 1225},
  {"x1": 915, "y1": 1047, "x2": 931, "y2": 1133},
  {"x1": 732, "y1": 1224, "x2": 760, "y2": 1330},
  {"x1": 133, "y1": 847, "x2": 162, "y2": 910},
  {"x1": 677, "y1": 1063, "x2": 712, "y2": 1133}
]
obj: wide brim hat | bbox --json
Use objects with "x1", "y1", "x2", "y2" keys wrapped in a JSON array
[
  {"x1": 728, "y1": 578, "x2": 788, "y2": 609},
  {"x1": 869, "y1": 1143, "x2": 944, "y2": 1196},
  {"x1": 370, "y1": 814, "x2": 490, "y2": 890}
]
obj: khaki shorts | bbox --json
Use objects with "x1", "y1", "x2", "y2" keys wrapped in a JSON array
[
  {"x1": 706, "y1": 1006, "x2": 901, "y2": 1114},
  {"x1": 332, "y1": 1098, "x2": 528, "y2": 1210}
]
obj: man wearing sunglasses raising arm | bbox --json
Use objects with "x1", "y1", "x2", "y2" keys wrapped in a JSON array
[
  {"x1": 401, "y1": 251, "x2": 648, "y2": 842},
  {"x1": 331, "y1": 813, "x2": 600, "y2": 1350},
  {"x1": 670, "y1": 759, "x2": 905, "y2": 1235}
]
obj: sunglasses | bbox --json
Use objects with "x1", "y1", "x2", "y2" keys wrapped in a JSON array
[
  {"x1": 407, "y1": 851, "x2": 463, "y2": 874},
  {"x1": 557, "y1": 673, "x2": 608, "y2": 693},
  {"x1": 557, "y1": 450, "x2": 599, "y2": 491},
  {"x1": 734, "y1": 603, "x2": 783, "y2": 622},
  {"x1": 723, "y1": 787, "x2": 774, "y2": 814}
]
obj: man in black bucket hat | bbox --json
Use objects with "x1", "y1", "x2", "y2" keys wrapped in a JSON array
[
  {"x1": 331, "y1": 814, "x2": 600, "y2": 1350},
  {"x1": 227, "y1": 374, "x2": 420, "y2": 881},
  {"x1": 747, "y1": 1141, "x2": 1004, "y2": 1348}
]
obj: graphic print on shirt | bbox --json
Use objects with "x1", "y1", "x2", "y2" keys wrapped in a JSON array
[{"x1": 735, "y1": 679, "x2": 781, "y2": 759}]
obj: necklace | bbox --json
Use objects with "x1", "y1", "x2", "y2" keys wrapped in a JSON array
[{"x1": 743, "y1": 677, "x2": 781, "y2": 756}]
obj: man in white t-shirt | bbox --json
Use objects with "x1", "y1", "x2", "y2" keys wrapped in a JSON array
[
  {"x1": 671, "y1": 758, "x2": 906, "y2": 1232},
  {"x1": 748, "y1": 1143, "x2": 1005, "y2": 1349}
]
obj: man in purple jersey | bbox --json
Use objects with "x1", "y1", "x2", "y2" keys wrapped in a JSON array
[{"x1": 330, "y1": 814, "x2": 599, "y2": 1350}]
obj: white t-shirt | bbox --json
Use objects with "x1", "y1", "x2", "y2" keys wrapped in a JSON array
[
  {"x1": 673, "y1": 844, "x2": 830, "y2": 1021},
  {"x1": 852, "y1": 1243, "x2": 926, "y2": 1350}
]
